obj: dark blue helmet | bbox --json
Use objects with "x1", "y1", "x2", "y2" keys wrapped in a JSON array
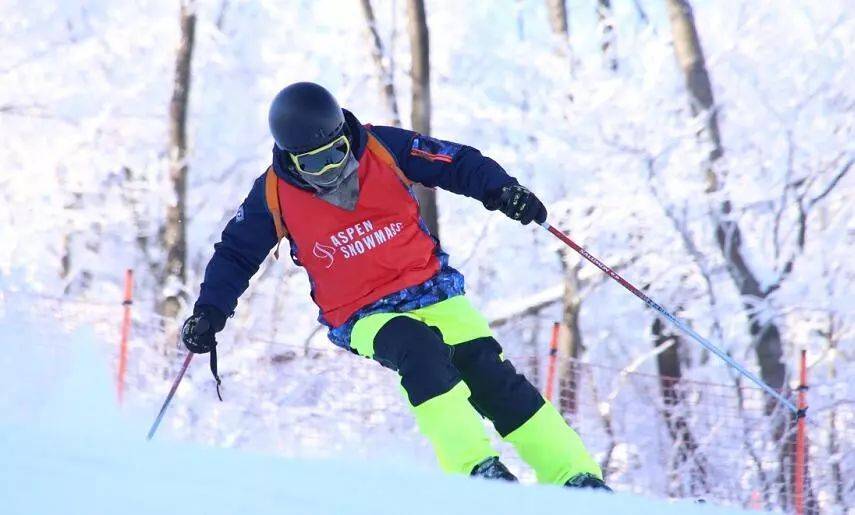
[{"x1": 268, "y1": 82, "x2": 345, "y2": 153}]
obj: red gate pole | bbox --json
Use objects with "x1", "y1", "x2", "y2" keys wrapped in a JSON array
[
  {"x1": 117, "y1": 269, "x2": 134, "y2": 405},
  {"x1": 794, "y1": 349, "x2": 808, "y2": 515},
  {"x1": 544, "y1": 322, "x2": 560, "y2": 402}
]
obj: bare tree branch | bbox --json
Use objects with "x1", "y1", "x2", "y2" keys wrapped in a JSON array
[
  {"x1": 632, "y1": 0, "x2": 650, "y2": 25},
  {"x1": 215, "y1": 0, "x2": 229, "y2": 31},
  {"x1": 767, "y1": 155, "x2": 853, "y2": 294},
  {"x1": 488, "y1": 285, "x2": 562, "y2": 329},
  {"x1": 487, "y1": 252, "x2": 637, "y2": 329},
  {"x1": 644, "y1": 154, "x2": 725, "y2": 344},
  {"x1": 772, "y1": 130, "x2": 795, "y2": 264},
  {"x1": 808, "y1": 156, "x2": 853, "y2": 210}
]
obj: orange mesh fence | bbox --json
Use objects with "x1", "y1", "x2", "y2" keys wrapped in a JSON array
[{"x1": 511, "y1": 353, "x2": 852, "y2": 513}]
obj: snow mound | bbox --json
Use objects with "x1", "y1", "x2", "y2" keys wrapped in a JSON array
[
  {"x1": 0, "y1": 429, "x2": 751, "y2": 515},
  {"x1": 0, "y1": 307, "x2": 751, "y2": 515}
]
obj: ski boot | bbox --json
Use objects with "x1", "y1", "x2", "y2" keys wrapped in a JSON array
[
  {"x1": 564, "y1": 472, "x2": 613, "y2": 492},
  {"x1": 470, "y1": 457, "x2": 518, "y2": 482}
]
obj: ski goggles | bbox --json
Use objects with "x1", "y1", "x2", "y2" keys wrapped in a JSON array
[{"x1": 289, "y1": 134, "x2": 351, "y2": 176}]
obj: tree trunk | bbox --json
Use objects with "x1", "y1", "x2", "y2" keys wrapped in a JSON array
[
  {"x1": 160, "y1": 0, "x2": 196, "y2": 321},
  {"x1": 665, "y1": 0, "x2": 786, "y2": 401},
  {"x1": 596, "y1": 0, "x2": 617, "y2": 71},
  {"x1": 546, "y1": 0, "x2": 568, "y2": 36},
  {"x1": 666, "y1": 0, "x2": 723, "y2": 169},
  {"x1": 525, "y1": 318, "x2": 542, "y2": 390},
  {"x1": 652, "y1": 318, "x2": 708, "y2": 496},
  {"x1": 557, "y1": 254, "x2": 583, "y2": 416},
  {"x1": 406, "y1": 0, "x2": 439, "y2": 238},
  {"x1": 359, "y1": 0, "x2": 401, "y2": 127},
  {"x1": 545, "y1": 0, "x2": 574, "y2": 70},
  {"x1": 59, "y1": 191, "x2": 94, "y2": 295}
]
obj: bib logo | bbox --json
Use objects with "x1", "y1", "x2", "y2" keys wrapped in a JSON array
[
  {"x1": 313, "y1": 219, "x2": 404, "y2": 268},
  {"x1": 313, "y1": 242, "x2": 337, "y2": 269}
]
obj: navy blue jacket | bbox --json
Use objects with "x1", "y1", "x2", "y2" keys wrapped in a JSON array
[{"x1": 196, "y1": 110, "x2": 517, "y2": 321}]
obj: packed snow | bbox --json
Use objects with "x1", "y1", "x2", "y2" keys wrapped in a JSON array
[{"x1": 0, "y1": 307, "x2": 752, "y2": 515}]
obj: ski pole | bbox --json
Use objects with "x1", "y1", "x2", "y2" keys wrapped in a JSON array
[
  {"x1": 146, "y1": 353, "x2": 194, "y2": 440},
  {"x1": 540, "y1": 221, "x2": 799, "y2": 415}
]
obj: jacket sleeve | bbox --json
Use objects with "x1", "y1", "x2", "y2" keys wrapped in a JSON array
[
  {"x1": 370, "y1": 125, "x2": 517, "y2": 203},
  {"x1": 195, "y1": 173, "x2": 279, "y2": 317}
]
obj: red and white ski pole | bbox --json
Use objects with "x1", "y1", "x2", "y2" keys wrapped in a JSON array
[
  {"x1": 540, "y1": 221, "x2": 799, "y2": 415},
  {"x1": 146, "y1": 353, "x2": 194, "y2": 440}
]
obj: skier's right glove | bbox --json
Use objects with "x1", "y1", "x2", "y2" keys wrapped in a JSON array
[
  {"x1": 181, "y1": 305, "x2": 227, "y2": 354},
  {"x1": 484, "y1": 184, "x2": 547, "y2": 226}
]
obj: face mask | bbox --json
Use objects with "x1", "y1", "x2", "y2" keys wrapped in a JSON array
[{"x1": 304, "y1": 151, "x2": 360, "y2": 210}]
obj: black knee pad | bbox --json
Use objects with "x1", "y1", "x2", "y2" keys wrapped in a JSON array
[
  {"x1": 373, "y1": 316, "x2": 461, "y2": 407},
  {"x1": 452, "y1": 337, "x2": 544, "y2": 437}
]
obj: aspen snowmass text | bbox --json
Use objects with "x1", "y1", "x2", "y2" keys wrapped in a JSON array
[{"x1": 329, "y1": 220, "x2": 405, "y2": 259}]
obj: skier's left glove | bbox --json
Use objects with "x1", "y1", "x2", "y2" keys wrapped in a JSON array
[
  {"x1": 484, "y1": 184, "x2": 547, "y2": 225},
  {"x1": 181, "y1": 305, "x2": 227, "y2": 354},
  {"x1": 181, "y1": 305, "x2": 228, "y2": 401}
]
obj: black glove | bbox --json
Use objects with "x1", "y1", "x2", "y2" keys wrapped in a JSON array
[
  {"x1": 181, "y1": 306, "x2": 227, "y2": 354},
  {"x1": 484, "y1": 184, "x2": 547, "y2": 225}
]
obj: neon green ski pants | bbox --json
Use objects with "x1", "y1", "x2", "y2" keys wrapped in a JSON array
[{"x1": 350, "y1": 295, "x2": 601, "y2": 483}]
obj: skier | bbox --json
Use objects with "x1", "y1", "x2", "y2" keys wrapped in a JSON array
[{"x1": 182, "y1": 82, "x2": 609, "y2": 490}]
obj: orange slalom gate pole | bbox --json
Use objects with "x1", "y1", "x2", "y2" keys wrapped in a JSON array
[
  {"x1": 794, "y1": 349, "x2": 808, "y2": 515},
  {"x1": 544, "y1": 322, "x2": 560, "y2": 402},
  {"x1": 117, "y1": 269, "x2": 134, "y2": 405}
]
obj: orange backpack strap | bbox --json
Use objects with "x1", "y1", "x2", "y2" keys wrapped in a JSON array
[
  {"x1": 365, "y1": 131, "x2": 414, "y2": 188},
  {"x1": 264, "y1": 166, "x2": 288, "y2": 242}
]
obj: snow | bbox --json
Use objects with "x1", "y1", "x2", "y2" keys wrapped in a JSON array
[{"x1": 0, "y1": 309, "x2": 749, "y2": 515}]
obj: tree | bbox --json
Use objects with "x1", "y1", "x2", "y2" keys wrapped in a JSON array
[
  {"x1": 596, "y1": 0, "x2": 617, "y2": 71},
  {"x1": 59, "y1": 189, "x2": 96, "y2": 295},
  {"x1": 545, "y1": 0, "x2": 574, "y2": 70},
  {"x1": 556, "y1": 254, "x2": 583, "y2": 415},
  {"x1": 664, "y1": 0, "x2": 826, "y2": 508},
  {"x1": 406, "y1": 0, "x2": 439, "y2": 238},
  {"x1": 160, "y1": 0, "x2": 197, "y2": 321},
  {"x1": 546, "y1": 0, "x2": 568, "y2": 36},
  {"x1": 665, "y1": 0, "x2": 786, "y2": 406},
  {"x1": 652, "y1": 318, "x2": 709, "y2": 496},
  {"x1": 359, "y1": 0, "x2": 401, "y2": 127},
  {"x1": 542, "y1": 0, "x2": 586, "y2": 416}
]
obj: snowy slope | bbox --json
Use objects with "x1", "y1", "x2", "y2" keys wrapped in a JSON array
[
  {"x1": 2, "y1": 427, "x2": 754, "y2": 515},
  {"x1": 0, "y1": 307, "x2": 753, "y2": 515}
]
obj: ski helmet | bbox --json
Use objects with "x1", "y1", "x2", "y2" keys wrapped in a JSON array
[{"x1": 268, "y1": 82, "x2": 345, "y2": 153}]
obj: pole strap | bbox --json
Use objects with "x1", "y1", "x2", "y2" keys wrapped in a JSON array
[{"x1": 210, "y1": 347, "x2": 223, "y2": 401}]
